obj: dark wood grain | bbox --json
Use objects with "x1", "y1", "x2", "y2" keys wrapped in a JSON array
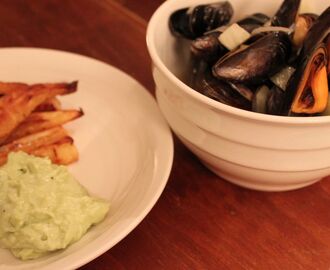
[
  {"x1": 1, "y1": 1, "x2": 330, "y2": 270},
  {"x1": 113, "y1": 0, "x2": 165, "y2": 20}
]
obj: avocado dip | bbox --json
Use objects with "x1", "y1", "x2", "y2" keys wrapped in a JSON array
[{"x1": 0, "y1": 152, "x2": 110, "y2": 260}]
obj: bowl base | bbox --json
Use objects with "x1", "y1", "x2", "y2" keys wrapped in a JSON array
[{"x1": 203, "y1": 162, "x2": 321, "y2": 192}]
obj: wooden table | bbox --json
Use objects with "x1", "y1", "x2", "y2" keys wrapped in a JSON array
[{"x1": 2, "y1": 1, "x2": 330, "y2": 269}]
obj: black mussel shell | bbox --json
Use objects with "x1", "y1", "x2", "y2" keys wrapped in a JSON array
[
  {"x1": 190, "y1": 60, "x2": 209, "y2": 89},
  {"x1": 169, "y1": 1, "x2": 233, "y2": 39},
  {"x1": 191, "y1": 31, "x2": 228, "y2": 64},
  {"x1": 195, "y1": 68, "x2": 251, "y2": 110},
  {"x1": 238, "y1": 13, "x2": 270, "y2": 33},
  {"x1": 212, "y1": 32, "x2": 291, "y2": 84},
  {"x1": 271, "y1": 0, "x2": 301, "y2": 27},
  {"x1": 267, "y1": 85, "x2": 286, "y2": 115},
  {"x1": 228, "y1": 82, "x2": 255, "y2": 101},
  {"x1": 190, "y1": 13, "x2": 270, "y2": 64},
  {"x1": 238, "y1": 13, "x2": 270, "y2": 26}
]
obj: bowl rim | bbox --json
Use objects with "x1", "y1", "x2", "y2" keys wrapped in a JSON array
[{"x1": 146, "y1": 0, "x2": 330, "y2": 125}]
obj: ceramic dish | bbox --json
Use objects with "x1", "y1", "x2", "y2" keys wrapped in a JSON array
[
  {"x1": 147, "y1": 0, "x2": 330, "y2": 191},
  {"x1": 0, "y1": 48, "x2": 173, "y2": 270}
]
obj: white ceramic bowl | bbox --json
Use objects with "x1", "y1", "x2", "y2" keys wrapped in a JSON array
[{"x1": 147, "y1": 0, "x2": 330, "y2": 191}]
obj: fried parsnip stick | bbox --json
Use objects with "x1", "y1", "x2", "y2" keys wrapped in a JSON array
[
  {"x1": 0, "y1": 82, "x2": 28, "y2": 95},
  {"x1": 0, "y1": 81, "x2": 77, "y2": 144},
  {"x1": 4, "y1": 109, "x2": 83, "y2": 143},
  {"x1": 30, "y1": 136, "x2": 79, "y2": 165},
  {"x1": 0, "y1": 126, "x2": 68, "y2": 165},
  {"x1": 34, "y1": 97, "x2": 62, "y2": 112}
]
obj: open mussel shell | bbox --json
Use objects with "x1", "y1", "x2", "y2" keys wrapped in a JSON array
[
  {"x1": 286, "y1": 45, "x2": 329, "y2": 115},
  {"x1": 283, "y1": 7, "x2": 330, "y2": 115},
  {"x1": 299, "y1": 7, "x2": 330, "y2": 61},
  {"x1": 212, "y1": 32, "x2": 291, "y2": 84},
  {"x1": 169, "y1": 1, "x2": 233, "y2": 39},
  {"x1": 293, "y1": 13, "x2": 318, "y2": 47}
]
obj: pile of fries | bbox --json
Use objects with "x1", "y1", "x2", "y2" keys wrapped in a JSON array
[{"x1": 0, "y1": 81, "x2": 83, "y2": 166}]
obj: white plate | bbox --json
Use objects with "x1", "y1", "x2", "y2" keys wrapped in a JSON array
[{"x1": 0, "y1": 48, "x2": 173, "y2": 270}]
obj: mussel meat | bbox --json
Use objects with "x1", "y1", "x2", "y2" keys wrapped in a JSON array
[
  {"x1": 292, "y1": 13, "x2": 318, "y2": 47},
  {"x1": 285, "y1": 7, "x2": 330, "y2": 114},
  {"x1": 169, "y1": 1, "x2": 233, "y2": 39},
  {"x1": 212, "y1": 31, "x2": 291, "y2": 84}
]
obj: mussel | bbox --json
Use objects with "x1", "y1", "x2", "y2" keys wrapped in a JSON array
[
  {"x1": 168, "y1": 0, "x2": 330, "y2": 117},
  {"x1": 195, "y1": 64, "x2": 251, "y2": 110},
  {"x1": 284, "y1": 7, "x2": 330, "y2": 115},
  {"x1": 292, "y1": 13, "x2": 318, "y2": 47},
  {"x1": 212, "y1": 32, "x2": 291, "y2": 84},
  {"x1": 169, "y1": 1, "x2": 233, "y2": 39},
  {"x1": 271, "y1": 0, "x2": 301, "y2": 27},
  {"x1": 190, "y1": 13, "x2": 270, "y2": 64},
  {"x1": 190, "y1": 30, "x2": 228, "y2": 64},
  {"x1": 238, "y1": 13, "x2": 270, "y2": 27},
  {"x1": 267, "y1": 85, "x2": 286, "y2": 115}
]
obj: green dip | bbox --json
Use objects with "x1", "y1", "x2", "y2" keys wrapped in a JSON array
[{"x1": 0, "y1": 152, "x2": 110, "y2": 260}]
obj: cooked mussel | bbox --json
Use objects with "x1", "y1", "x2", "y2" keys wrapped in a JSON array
[
  {"x1": 190, "y1": 31, "x2": 228, "y2": 64},
  {"x1": 195, "y1": 66, "x2": 251, "y2": 110},
  {"x1": 212, "y1": 32, "x2": 291, "y2": 84},
  {"x1": 271, "y1": 0, "x2": 301, "y2": 27},
  {"x1": 238, "y1": 13, "x2": 270, "y2": 27},
  {"x1": 190, "y1": 13, "x2": 270, "y2": 64},
  {"x1": 285, "y1": 7, "x2": 330, "y2": 115},
  {"x1": 169, "y1": 1, "x2": 233, "y2": 39},
  {"x1": 293, "y1": 13, "x2": 318, "y2": 47},
  {"x1": 267, "y1": 85, "x2": 286, "y2": 115}
]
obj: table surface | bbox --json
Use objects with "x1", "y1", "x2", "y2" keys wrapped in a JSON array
[{"x1": 2, "y1": 1, "x2": 330, "y2": 269}]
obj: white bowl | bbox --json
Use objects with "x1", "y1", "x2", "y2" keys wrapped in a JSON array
[{"x1": 147, "y1": 0, "x2": 330, "y2": 191}]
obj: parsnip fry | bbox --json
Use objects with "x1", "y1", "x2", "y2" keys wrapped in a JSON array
[
  {"x1": 0, "y1": 82, "x2": 28, "y2": 95},
  {"x1": 34, "y1": 97, "x2": 62, "y2": 112},
  {"x1": 0, "y1": 81, "x2": 77, "y2": 96},
  {"x1": 0, "y1": 81, "x2": 77, "y2": 144},
  {"x1": 31, "y1": 136, "x2": 79, "y2": 165},
  {"x1": 4, "y1": 109, "x2": 83, "y2": 143},
  {"x1": 0, "y1": 126, "x2": 68, "y2": 165}
]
